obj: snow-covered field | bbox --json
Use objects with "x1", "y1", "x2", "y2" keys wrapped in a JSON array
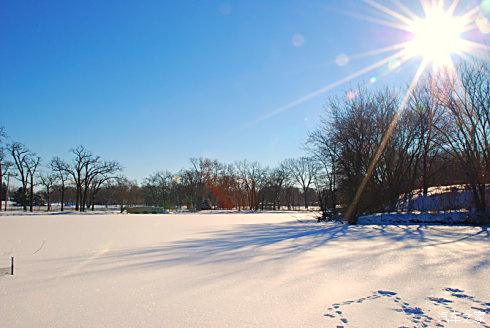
[{"x1": 0, "y1": 212, "x2": 489, "y2": 327}]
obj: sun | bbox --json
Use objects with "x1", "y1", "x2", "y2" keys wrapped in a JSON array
[{"x1": 406, "y1": 5, "x2": 468, "y2": 68}]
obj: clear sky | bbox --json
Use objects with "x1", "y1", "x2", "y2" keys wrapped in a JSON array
[{"x1": 1, "y1": 0, "x2": 487, "y2": 180}]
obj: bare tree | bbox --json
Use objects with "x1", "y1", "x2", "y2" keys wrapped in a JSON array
[
  {"x1": 50, "y1": 157, "x2": 70, "y2": 211},
  {"x1": 408, "y1": 77, "x2": 444, "y2": 197},
  {"x1": 2, "y1": 161, "x2": 14, "y2": 211},
  {"x1": 25, "y1": 154, "x2": 41, "y2": 212},
  {"x1": 68, "y1": 146, "x2": 92, "y2": 211},
  {"x1": 267, "y1": 163, "x2": 289, "y2": 210},
  {"x1": 189, "y1": 158, "x2": 223, "y2": 210},
  {"x1": 434, "y1": 63, "x2": 490, "y2": 223},
  {"x1": 311, "y1": 87, "x2": 422, "y2": 222},
  {"x1": 82, "y1": 159, "x2": 121, "y2": 211},
  {"x1": 235, "y1": 160, "x2": 265, "y2": 210},
  {"x1": 285, "y1": 157, "x2": 318, "y2": 210},
  {"x1": 0, "y1": 127, "x2": 6, "y2": 211},
  {"x1": 144, "y1": 171, "x2": 173, "y2": 208},
  {"x1": 39, "y1": 173, "x2": 57, "y2": 211},
  {"x1": 87, "y1": 164, "x2": 121, "y2": 211},
  {"x1": 9, "y1": 142, "x2": 30, "y2": 211},
  {"x1": 308, "y1": 126, "x2": 340, "y2": 219},
  {"x1": 109, "y1": 177, "x2": 142, "y2": 212}
]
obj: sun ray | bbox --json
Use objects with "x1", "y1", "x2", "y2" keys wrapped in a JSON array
[
  {"x1": 460, "y1": 5, "x2": 482, "y2": 22},
  {"x1": 390, "y1": 0, "x2": 418, "y2": 20},
  {"x1": 462, "y1": 22, "x2": 480, "y2": 33},
  {"x1": 348, "y1": 42, "x2": 411, "y2": 61},
  {"x1": 460, "y1": 40, "x2": 490, "y2": 59},
  {"x1": 462, "y1": 40, "x2": 490, "y2": 51},
  {"x1": 247, "y1": 50, "x2": 409, "y2": 125},
  {"x1": 418, "y1": 0, "x2": 430, "y2": 14},
  {"x1": 330, "y1": 7, "x2": 412, "y2": 32},
  {"x1": 447, "y1": 0, "x2": 461, "y2": 15},
  {"x1": 362, "y1": 0, "x2": 414, "y2": 26},
  {"x1": 344, "y1": 59, "x2": 429, "y2": 222}
]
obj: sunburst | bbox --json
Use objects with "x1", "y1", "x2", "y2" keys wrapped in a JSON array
[
  {"x1": 251, "y1": 0, "x2": 488, "y2": 124},
  {"x1": 404, "y1": 2, "x2": 468, "y2": 68}
]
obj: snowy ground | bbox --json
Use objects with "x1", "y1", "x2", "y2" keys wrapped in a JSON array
[{"x1": 0, "y1": 212, "x2": 489, "y2": 327}]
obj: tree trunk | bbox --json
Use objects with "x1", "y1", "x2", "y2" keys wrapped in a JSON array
[
  {"x1": 422, "y1": 153, "x2": 429, "y2": 196},
  {"x1": 476, "y1": 183, "x2": 488, "y2": 224},
  {"x1": 330, "y1": 186, "x2": 337, "y2": 217},
  {"x1": 81, "y1": 186, "x2": 87, "y2": 212},
  {"x1": 5, "y1": 174, "x2": 9, "y2": 211},
  {"x1": 22, "y1": 183, "x2": 27, "y2": 211},
  {"x1": 46, "y1": 187, "x2": 51, "y2": 211},
  {"x1": 60, "y1": 183, "x2": 65, "y2": 212},
  {"x1": 303, "y1": 188, "x2": 308, "y2": 210},
  {"x1": 0, "y1": 161, "x2": 3, "y2": 211},
  {"x1": 75, "y1": 184, "x2": 80, "y2": 211},
  {"x1": 29, "y1": 176, "x2": 34, "y2": 212},
  {"x1": 346, "y1": 206, "x2": 358, "y2": 225}
]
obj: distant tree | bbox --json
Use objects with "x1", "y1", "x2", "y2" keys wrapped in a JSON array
[
  {"x1": 1, "y1": 161, "x2": 14, "y2": 211},
  {"x1": 9, "y1": 142, "x2": 30, "y2": 211},
  {"x1": 108, "y1": 177, "x2": 142, "y2": 212},
  {"x1": 25, "y1": 154, "x2": 41, "y2": 212},
  {"x1": 39, "y1": 173, "x2": 57, "y2": 211},
  {"x1": 285, "y1": 157, "x2": 318, "y2": 210},
  {"x1": 65, "y1": 146, "x2": 121, "y2": 212},
  {"x1": 235, "y1": 160, "x2": 266, "y2": 210},
  {"x1": 12, "y1": 187, "x2": 24, "y2": 206},
  {"x1": 86, "y1": 161, "x2": 122, "y2": 211},
  {"x1": 50, "y1": 157, "x2": 70, "y2": 211},
  {"x1": 68, "y1": 146, "x2": 92, "y2": 211},
  {"x1": 308, "y1": 126, "x2": 340, "y2": 219},
  {"x1": 267, "y1": 163, "x2": 289, "y2": 210},
  {"x1": 12, "y1": 187, "x2": 44, "y2": 207},
  {"x1": 144, "y1": 171, "x2": 174, "y2": 208},
  {"x1": 0, "y1": 127, "x2": 6, "y2": 211}
]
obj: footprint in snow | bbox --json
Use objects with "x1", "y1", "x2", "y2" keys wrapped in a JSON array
[
  {"x1": 378, "y1": 290, "x2": 397, "y2": 296},
  {"x1": 324, "y1": 288, "x2": 490, "y2": 327}
]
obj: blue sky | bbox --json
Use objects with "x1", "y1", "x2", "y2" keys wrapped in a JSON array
[{"x1": 1, "y1": 0, "x2": 486, "y2": 180}]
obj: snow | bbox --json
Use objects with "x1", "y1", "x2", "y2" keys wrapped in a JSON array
[
  {"x1": 358, "y1": 211, "x2": 469, "y2": 225},
  {"x1": 397, "y1": 184, "x2": 490, "y2": 212},
  {"x1": 0, "y1": 210, "x2": 122, "y2": 216},
  {"x1": 0, "y1": 212, "x2": 489, "y2": 327}
]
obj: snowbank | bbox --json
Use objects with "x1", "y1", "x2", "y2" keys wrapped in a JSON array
[
  {"x1": 398, "y1": 184, "x2": 490, "y2": 212},
  {"x1": 358, "y1": 211, "x2": 469, "y2": 225}
]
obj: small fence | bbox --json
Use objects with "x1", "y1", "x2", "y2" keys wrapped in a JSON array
[{"x1": 0, "y1": 257, "x2": 14, "y2": 276}]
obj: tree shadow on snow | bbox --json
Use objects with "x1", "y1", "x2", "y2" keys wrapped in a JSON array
[{"x1": 49, "y1": 219, "x2": 490, "y2": 280}]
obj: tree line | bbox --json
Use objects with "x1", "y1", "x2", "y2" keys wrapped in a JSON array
[
  {"x1": 309, "y1": 62, "x2": 489, "y2": 223},
  {"x1": 0, "y1": 138, "x2": 320, "y2": 214},
  {"x1": 0, "y1": 62, "x2": 488, "y2": 223},
  {"x1": 0, "y1": 142, "x2": 122, "y2": 213}
]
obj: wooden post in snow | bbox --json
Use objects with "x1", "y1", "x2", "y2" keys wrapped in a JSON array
[{"x1": 10, "y1": 257, "x2": 14, "y2": 275}]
